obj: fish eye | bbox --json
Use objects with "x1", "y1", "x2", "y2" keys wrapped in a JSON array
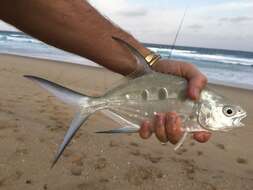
[
  {"x1": 223, "y1": 106, "x2": 235, "y2": 117},
  {"x1": 227, "y1": 109, "x2": 232, "y2": 114}
]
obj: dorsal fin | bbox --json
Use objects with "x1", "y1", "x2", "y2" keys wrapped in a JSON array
[{"x1": 112, "y1": 36, "x2": 153, "y2": 79}]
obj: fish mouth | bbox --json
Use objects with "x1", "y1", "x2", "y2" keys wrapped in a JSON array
[{"x1": 233, "y1": 112, "x2": 247, "y2": 127}]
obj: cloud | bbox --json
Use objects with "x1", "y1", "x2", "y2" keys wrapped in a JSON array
[
  {"x1": 199, "y1": 1, "x2": 253, "y2": 12},
  {"x1": 88, "y1": 0, "x2": 253, "y2": 51},
  {"x1": 0, "y1": 21, "x2": 18, "y2": 31},
  {"x1": 89, "y1": 0, "x2": 184, "y2": 44},
  {"x1": 1, "y1": 0, "x2": 253, "y2": 51},
  {"x1": 219, "y1": 16, "x2": 253, "y2": 23},
  {"x1": 188, "y1": 24, "x2": 204, "y2": 31},
  {"x1": 117, "y1": 8, "x2": 147, "y2": 17},
  {"x1": 89, "y1": 0, "x2": 144, "y2": 15}
]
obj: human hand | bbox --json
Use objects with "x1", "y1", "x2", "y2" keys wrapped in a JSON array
[{"x1": 139, "y1": 59, "x2": 211, "y2": 144}]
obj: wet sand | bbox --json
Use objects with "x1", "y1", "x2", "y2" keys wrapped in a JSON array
[{"x1": 0, "y1": 54, "x2": 252, "y2": 190}]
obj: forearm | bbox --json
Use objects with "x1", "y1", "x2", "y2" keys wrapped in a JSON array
[{"x1": 0, "y1": 0, "x2": 151, "y2": 75}]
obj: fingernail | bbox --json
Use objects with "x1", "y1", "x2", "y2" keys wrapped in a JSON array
[
  {"x1": 156, "y1": 114, "x2": 164, "y2": 127},
  {"x1": 168, "y1": 114, "x2": 176, "y2": 124},
  {"x1": 193, "y1": 88, "x2": 199, "y2": 99}
]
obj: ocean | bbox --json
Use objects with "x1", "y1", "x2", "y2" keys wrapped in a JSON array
[{"x1": 0, "y1": 31, "x2": 253, "y2": 89}]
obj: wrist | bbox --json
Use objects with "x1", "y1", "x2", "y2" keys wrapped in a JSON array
[
  {"x1": 150, "y1": 58, "x2": 167, "y2": 73},
  {"x1": 134, "y1": 44, "x2": 162, "y2": 67},
  {"x1": 110, "y1": 33, "x2": 153, "y2": 75},
  {"x1": 137, "y1": 46, "x2": 153, "y2": 58}
]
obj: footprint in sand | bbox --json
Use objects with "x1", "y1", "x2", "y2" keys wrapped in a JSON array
[
  {"x1": 35, "y1": 99, "x2": 44, "y2": 104},
  {"x1": 236, "y1": 157, "x2": 248, "y2": 165},
  {"x1": 94, "y1": 158, "x2": 107, "y2": 170},
  {"x1": 6, "y1": 110, "x2": 15, "y2": 115},
  {"x1": 176, "y1": 148, "x2": 188, "y2": 155},
  {"x1": 245, "y1": 169, "x2": 253, "y2": 178},
  {"x1": 17, "y1": 96, "x2": 23, "y2": 100},
  {"x1": 71, "y1": 166, "x2": 83, "y2": 176},
  {"x1": 0, "y1": 120, "x2": 17, "y2": 130},
  {"x1": 125, "y1": 165, "x2": 163, "y2": 186},
  {"x1": 197, "y1": 150, "x2": 204, "y2": 156},
  {"x1": 77, "y1": 181, "x2": 106, "y2": 190},
  {"x1": 38, "y1": 137, "x2": 46, "y2": 143},
  {"x1": 74, "y1": 132, "x2": 83, "y2": 139},
  {"x1": 71, "y1": 154, "x2": 84, "y2": 166},
  {"x1": 0, "y1": 170, "x2": 23, "y2": 187},
  {"x1": 43, "y1": 184, "x2": 48, "y2": 190},
  {"x1": 99, "y1": 178, "x2": 109, "y2": 183},
  {"x1": 129, "y1": 142, "x2": 139, "y2": 147},
  {"x1": 200, "y1": 182, "x2": 217, "y2": 190},
  {"x1": 16, "y1": 136, "x2": 25, "y2": 142},
  {"x1": 63, "y1": 149, "x2": 74, "y2": 158},
  {"x1": 39, "y1": 109, "x2": 46, "y2": 113},
  {"x1": 109, "y1": 140, "x2": 120, "y2": 147},
  {"x1": 0, "y1": 178, "x2": 6, "y2": 187},
  {"x1": 170, "y1": 157, "x2": 197, "y2": 180},
  {"x1": 143, "y1": 153, "x2": 162, "y2": 164},
  {"x1": 215, "y1": 143, "x2": 226, "y2": 150},
  {"x1": 25, "y1": 179, "x2": 32, "y2": 184},
  {"x1": 15, "y1": 147, "x2": 29, "y2": 156},
  {"x1": 130, "y1": 149, "x2": 141, "y2": 156},
  {"x1": 129, "y1": 150, "x2": 162, "y2": 164},
  {"x1": 46, "y1": 125, "x2": 62, "y2": 132}
]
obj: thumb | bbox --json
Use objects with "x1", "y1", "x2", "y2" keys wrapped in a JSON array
[{"x1": 187, "y1": 74, "x2": 207, "y2": 100}]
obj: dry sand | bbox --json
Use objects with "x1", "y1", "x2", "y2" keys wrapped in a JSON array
[{"x1": 0, "y1": 54, "x2": 252, "y2": 190}]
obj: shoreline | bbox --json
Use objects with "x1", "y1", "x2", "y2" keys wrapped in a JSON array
[{"x1": 1, "y1": 52, "x2": 253, "y2": 91}]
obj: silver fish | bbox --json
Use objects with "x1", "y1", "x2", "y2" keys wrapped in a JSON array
[{"x1": 24, "y1": 37, "x2": 247, "y2": 168}]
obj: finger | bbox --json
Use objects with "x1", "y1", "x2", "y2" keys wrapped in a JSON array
[
  {"x1": 154, "y1": 113, "x2": 168, "y2": 143},
  {"x1": 187, "y1": 73, "x2": 207, "y2": 100},
  {"x1": 165, "y1": 112, "x2": 183, "y2": 144},
  {"x1": 139, "y1": 121, "x2": 152, "y2": 139},
  {"x1": 193, "y1": 132, "x2": 212, "y2": 143},
  {"x1": 177, "y1": 62, "x2": 207, "y2": 100}
]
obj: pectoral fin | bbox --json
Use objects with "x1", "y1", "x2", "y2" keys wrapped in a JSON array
[{"x1": 96, "y1": 126, "x2": 139, "y2": 134}]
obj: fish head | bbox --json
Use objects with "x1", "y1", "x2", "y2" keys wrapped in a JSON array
[{"x1": 198, "y1": 102, "x2": 247, "y2": 131}]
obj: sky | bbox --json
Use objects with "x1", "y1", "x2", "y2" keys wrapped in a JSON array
[{"x1": 0, "y1": 0, "x2": 253, "y2": 51}]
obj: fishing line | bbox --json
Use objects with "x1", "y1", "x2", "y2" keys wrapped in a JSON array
[{"x1": 168, "y1": 5, "x2": 189, "y2": 60}]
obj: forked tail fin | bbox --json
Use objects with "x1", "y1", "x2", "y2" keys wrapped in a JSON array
[
  {"x1": 24, "y1": 75, "x2": 90, "y2": 108},
  {"x1": 24, "y1": 75, "x2": 102, "y2": 168},
  {"x1": 51, "y1": 111, "x2": 90, "y2": 168}
]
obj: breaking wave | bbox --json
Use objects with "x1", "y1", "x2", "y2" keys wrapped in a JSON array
[{"x1": 1, "y1": 31, "x2": 253, "y2": 89}]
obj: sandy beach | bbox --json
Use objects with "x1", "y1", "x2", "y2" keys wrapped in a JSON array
[{"x1": 0, "y1": 54, "x2": 252, "y2": 190}]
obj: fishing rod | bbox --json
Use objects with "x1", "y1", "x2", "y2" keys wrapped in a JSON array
[{"x1": 168, "y1": 6, "x2": 188, "y2": 59}]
